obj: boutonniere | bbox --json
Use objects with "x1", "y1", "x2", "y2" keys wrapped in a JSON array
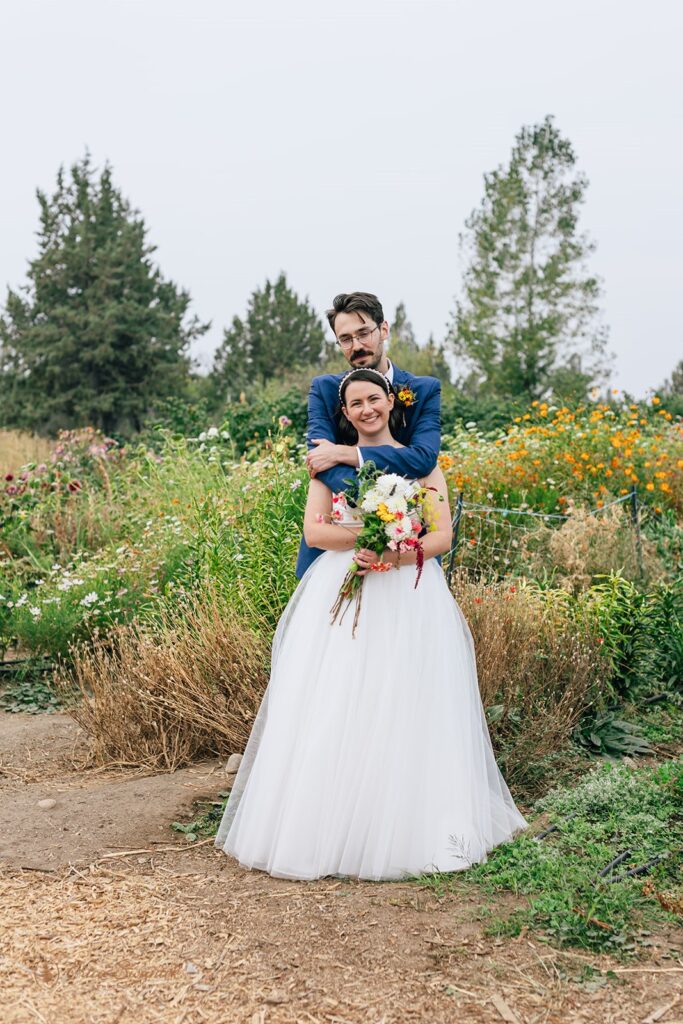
[{"x1": 397, "y1": 385, "x2": 418, "y2": 408}]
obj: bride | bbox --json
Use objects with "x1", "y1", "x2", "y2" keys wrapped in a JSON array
[{"x1": 214, "y1": 368, "x2": 527, "y2": 880}]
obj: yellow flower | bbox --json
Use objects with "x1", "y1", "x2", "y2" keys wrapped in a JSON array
[
  {"x1": 376, "y1": 503, "x2": 396, "y2": 522},
  {"x1": 652, "y1": 396, "x2": 661, "y2": 405},
  {"x1": 646, "y1": 482, "x2": 655, "y2": 491}
]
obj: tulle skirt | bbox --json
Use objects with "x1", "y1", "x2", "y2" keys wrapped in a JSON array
[{"x1": 214, "y1": 551, "x2": 528, "y2": 880}]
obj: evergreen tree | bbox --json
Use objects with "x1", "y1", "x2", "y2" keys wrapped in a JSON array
[
  {"x1": 212, "y1": 273, "x2": 328, "y2": 398},
  {"x1": 659, "y1": 357, "x2": 683, "y2": 417},
  {"x1": 389, "y1": 301, "x2": 418, "y2": 350},
  {"x1": 661, "y1": 358, "x2": 683, "y2": 396},
  {"x1": 0, "y1": 154, "x2": 208, "y2": 435},
  {"x1": 449, "y1": 116, "x2": 610, "y2": 401},
  {"x1": 387, "y1": 302, "x2": 451, "y2": 383}
]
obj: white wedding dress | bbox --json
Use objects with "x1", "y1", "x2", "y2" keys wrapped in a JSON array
[{"x1": 214, "y1": 497, "x2": 527, "y2": 880}]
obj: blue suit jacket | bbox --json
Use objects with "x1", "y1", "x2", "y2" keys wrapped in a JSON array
[{"x1": 295, "y1": 366, "x2": 442, "y2": 577}]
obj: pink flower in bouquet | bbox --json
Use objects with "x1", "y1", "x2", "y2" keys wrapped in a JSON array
[
  {"x1": 278, "y1": 415, "x2": 292, "y2": 429},
  {"x1": 4, "y1": 473, "x2": 13, "y2": 482},
  {"x1": 6, "y1": 484, "x2": 17, "y2": 495}
]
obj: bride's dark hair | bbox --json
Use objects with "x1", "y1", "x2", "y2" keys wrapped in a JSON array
[{"x1": 336, "y1": 368, "x2": 406, "y2": 444}]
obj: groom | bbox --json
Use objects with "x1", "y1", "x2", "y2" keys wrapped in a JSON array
[{"x1": 296, "y1": 291, "x2": 442, "y2": 577}]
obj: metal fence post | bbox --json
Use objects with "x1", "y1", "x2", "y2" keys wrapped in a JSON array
[
  {"x1": 629, "y1": 483, "x2": 644, "y2": 578},
  {"x1": 446, "y1": 492, "x2": 464, "y2": 587}
]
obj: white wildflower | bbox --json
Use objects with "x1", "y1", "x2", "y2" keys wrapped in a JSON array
[
  {"x1": 207, "y1": 426, "x2": 219, "y2": 438},
  {"x1": 384, "y1": 494, "x2": 409, "y2": 515},
  {"x1": 80, "y1": 592, "x2": 99, "y2": 607}
]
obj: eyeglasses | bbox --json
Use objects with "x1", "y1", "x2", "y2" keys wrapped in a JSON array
[{"x1": 336, "y1": 324, "x2": 380, "y2": 349}]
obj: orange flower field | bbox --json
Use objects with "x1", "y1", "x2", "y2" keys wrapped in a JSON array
[{"x1": 438, "y1": 396, "x2": 682, "y2": 515}]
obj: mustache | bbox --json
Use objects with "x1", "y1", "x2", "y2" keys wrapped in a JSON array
[{"x1": 351, "y1": 351, "x2": 373, "y2": 361}]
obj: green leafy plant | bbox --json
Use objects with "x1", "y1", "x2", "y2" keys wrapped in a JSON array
[
  {"x1": 419, "y1": 760, "x2": 682, "y2": 954},
  {"x1": 0, "y1": 660, "x2": 62, "y2": 713},
  {"x1": 171, "y1": 795, "x2": 230, "y2": 843},
  {"x1": 573, "y1": 712, "x2": 652, "y2": 759}
]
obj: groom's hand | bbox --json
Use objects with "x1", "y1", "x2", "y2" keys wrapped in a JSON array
[{"x1": 307, "y1": 439, "x2": 358, "y2": 477}]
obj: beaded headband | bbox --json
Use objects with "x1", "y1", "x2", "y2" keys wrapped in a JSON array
[{"x1": 338, "y1": 368, "x2": 391, "y2": 404}]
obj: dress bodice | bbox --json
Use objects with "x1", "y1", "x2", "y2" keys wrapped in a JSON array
[{"x1": 331, "y1": 492, "x2": 363, "y2": 527}]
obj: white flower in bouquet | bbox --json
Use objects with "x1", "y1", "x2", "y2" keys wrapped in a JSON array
[
  {"x1": 360, "y1": 490, "x2": 381, "y2": 512},
  {"x1": 385, "y1": 519, "x2": 411, "y2": 543},
  {"x1": 376, "y1": 473, "x2": 406, "y2": 493},
  {"x1": 384, "y1": 493, "x2": 409, "y2": 515}
]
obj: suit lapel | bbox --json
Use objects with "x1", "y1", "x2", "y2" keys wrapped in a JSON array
[
  {"x1": 391, "y1": 364, "x2": 410, "y2": 387},
  {"x1": 389, "y1": 366, "x2": 417, "y2": 442}
]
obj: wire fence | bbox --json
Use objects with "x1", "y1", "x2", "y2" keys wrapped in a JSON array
[{"x1": 444, "y1": 485, "x2": 643, "y2": 585}]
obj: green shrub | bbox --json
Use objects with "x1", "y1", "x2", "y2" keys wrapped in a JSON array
[
  {"x1": 420, "y1": 760, "x2": 682, "y2": 954},
  {"x1": 580, "y1": 574, "x2": 683, "y2": 699},
  {"x1": 186, "y1": 433, "x2": 307, "y2": 627}
]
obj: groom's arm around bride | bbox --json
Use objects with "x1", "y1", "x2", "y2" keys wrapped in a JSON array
[{"x1": 295, "y1": 291, "x2": 442, "y2": 578}]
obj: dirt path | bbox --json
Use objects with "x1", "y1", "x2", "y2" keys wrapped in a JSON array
[{"x1": 1, "y1": 711, "x2": 681, "y2": 1024}]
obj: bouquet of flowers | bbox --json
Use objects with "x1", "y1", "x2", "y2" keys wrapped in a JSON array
[{"x1": 328, "y1": 462, "x2": 441, "y2": 636}]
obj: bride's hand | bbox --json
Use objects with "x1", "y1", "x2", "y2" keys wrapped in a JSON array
[{"x1": 354, "y1": 548, "x2": 380, "y2": 576}]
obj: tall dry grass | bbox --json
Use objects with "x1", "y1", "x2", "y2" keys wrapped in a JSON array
[
  {"x1": 0, "y1": 429, "x2": 53, "y2": 474},
  {"x1": 452, "y1": 574, "x2": 606, "y2": 781},
  {"x1": 520, "y1": 503, "x2": 665, "y2": 590},
  {"x1": 59, "y1": 572, "x2": 607, "y2": 778},
  {"x1": 56, "y1": 586, "x2": 269, "y2": 770}
]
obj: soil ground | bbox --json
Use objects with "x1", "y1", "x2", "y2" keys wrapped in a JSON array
[{"x1": 1, "y1": 710, "x2": 681, "y2": 1024}]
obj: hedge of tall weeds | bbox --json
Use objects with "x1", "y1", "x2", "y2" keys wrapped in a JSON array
[{"x1": 0, "y1": 407, "x2": 680, "y2": 779}]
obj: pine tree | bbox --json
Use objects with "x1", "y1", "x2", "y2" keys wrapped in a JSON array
[
  {"x1": 449, "y1": 116, "x2": 610, "y2": 401},
  {"x1": 387, "y1": 302, "x2": 451, "y2": 383},
  {"x1": 659, "y1": 357, "x2": 683, "y2": 417},
  {"x1": 661, "y1": 358, "x2": 683, "y2": 396},
  {"x1": 0, "y1": 154, "x2": 208, "y2": 435},
  {"x1": 212, "y1": 273, "x2": 328, "y2": 398}
]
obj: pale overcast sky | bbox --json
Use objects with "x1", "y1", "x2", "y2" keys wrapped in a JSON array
[{"x1": 2, "y1": 0, "x2": 681, "y2": 395}]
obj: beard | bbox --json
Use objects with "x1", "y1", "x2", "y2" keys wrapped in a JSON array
[{"x1": 349, "y1": 349, "x2": 383, "y2": 370}]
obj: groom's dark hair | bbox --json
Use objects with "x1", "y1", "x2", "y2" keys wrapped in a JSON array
[{"x1": 326, "y1": 292, "x2": 384, "y2": 332}]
